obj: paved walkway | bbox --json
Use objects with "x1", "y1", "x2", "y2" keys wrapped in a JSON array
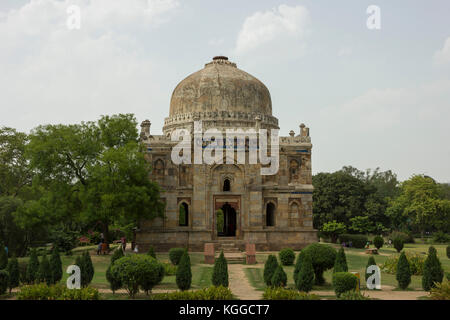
[{"x1": 228, "y1": 264, "x2": 262, "y2": 300}]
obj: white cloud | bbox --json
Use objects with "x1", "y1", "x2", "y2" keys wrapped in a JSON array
[
  {"x1": 434, "y1": 36, "x2": 450, "y2": 66},
  {"x1": 234, "y1": 4, "x2": 310, "y2": 55},
  {"x1": 0, "y1": 0, "x2": 179, "y2": 132}
]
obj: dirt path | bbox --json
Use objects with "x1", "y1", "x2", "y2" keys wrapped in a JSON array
[{"x1": 228, "y1": 264, "x2": 262, "y2": 300}]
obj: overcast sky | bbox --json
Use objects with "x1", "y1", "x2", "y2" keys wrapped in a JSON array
[{"x1": 1, "y1": 0, "x2": 449, "y2": 182}]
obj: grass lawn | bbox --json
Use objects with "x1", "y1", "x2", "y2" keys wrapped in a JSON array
[
  {"x1": 248, "y1": 243, "x2": 450, "y2": 294},
  {"x1": 16, "y1": 247, "x2": 213, "y2": 294}
]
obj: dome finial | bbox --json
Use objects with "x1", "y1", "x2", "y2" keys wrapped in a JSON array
[{"x1": 213, "y1": 56, "x2": 228, "y2": 61}]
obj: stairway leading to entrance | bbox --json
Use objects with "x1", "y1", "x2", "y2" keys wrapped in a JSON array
[{"x1": 216, "y1": 239, "x2": 245, "y2": 264}]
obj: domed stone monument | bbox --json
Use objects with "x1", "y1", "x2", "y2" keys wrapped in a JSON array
[{"x1": 136, "y1": 56, "x2": 317, "y2": 251}]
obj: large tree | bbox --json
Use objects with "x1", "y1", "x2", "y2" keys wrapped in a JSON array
[
  {"x1": 386, "y1": 175, "x2": 450, "y2": 236},
  {"x1": 313, "y1": 166, "x2": 399, "y2": 232},
  {"x1": 24, "y1": 114, "x2": 164, "y2": 243}
]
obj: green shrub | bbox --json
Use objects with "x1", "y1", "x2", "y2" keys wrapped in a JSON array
[
  {"x1": 373, "y1": 236, "x2": 384, "y2": 250},
  {"x1": 110, "y1": 248, "x2": 124, "y2": 264},
  {"x1": 380, "y1": 252, "x2": 424, "y2": 275},
  {"x1": 17, "y1": 283, "x2": 99, "y2": 300},
  {"x1": 365, "y1": 256, "x2": 377, "y2": 283},
  {"x1": 396, "y1": 252, "x2": 411, "y2": 289},
  {"x1": 389, "y1": 231, "x2": 415, "y2": 244},
  {"x1": 262, "y1": 287, "x2": 320, "y2": 300},
  {"x1": 447, "y1": 245, "x2": 450, "y2": 259},
  {"x1": 333, "y1": 247, "x2": 348, "y2": 273},
  {"x1": 142, "y1": 260, "x2": 164, "y2": 294},
  {"x1": 162, "y1": 262, "x2": 177, "y2": 276},
  {"x1": 320, "y1": 220, "x2": 347, "y2": 243},
  {"x1": 49, "y1": 247, "x2": 62, "y2": 284},
  {"x1": 36, "y1": 254, "x2": 52, "y2": 285},
  {"x1": 333, "y1": 272, "x2": 358, "y2": 298},
  {"x1": 295, "y1": 253, "x2": 314, "y2": 292},
  {"x1": 393, "y1": 237, "x2": 404, "y2": 252},
  {"x1": 432, "y1": 231, "x2": 449, "y2": 244},
  {"x1": 111, "y1": 255, "x2": 164, "y2": 297},
  {"x1": 0, "y1": 270, "x2": 9, "y2": 295},
  {"x1": 212, "y1": 251, "x2": 228, "y2": 287},
  {"x1": 106, "y1": 245, "x2": 126, "y2": 293},
  {"x1": 169, "y1": 248, "x2": 186, "y2": 265},
  {"x1": 147, "y1": 246, "x2": 156, "y2": 259},
  {"x1": 6, "y1": 256, "x2": 20, "y2": 293},
  {"x1": 302, "y1": 243, "x2": 336, "y2": 285},
  {"x1": 0, "y1": 241, "x2": 7, "y2": 269},
  {"x1": 278, "y1": 248, "x2": 295, "y2": 266},
  {"x1": 337, "y1": 290, "x2": 370, "y2": 300},
  {"x1": 271, "y1": 265, "x2": 287, "y2": 287},
  {"x1": 176, "y1": 251, "x2": 192, "y2": 291},
  {"x1": 26, "y1": 248, "x2": 39, "y2": 284},
  {"x1": 338, "y1": 234, "x2": 368, "y2": 249},
  {"x1": 263, "y1": 255, "x2": 278, "y2": 286},
  {"x1": 446, "y1": 272, "x2": 450, "y2": 281},
  {"x1": 422, "y1": 246, "x2": 444, "y2": 291},
  {"x1": 49, "y1": 229, "x2": 78, "y2": 255},
  {"x1": 150, "y1": 286, "x2": 233, "y2": 300},
  {"x1": 106, "y1": 264, "x2": 122, "y2": 294},
  {"x1": 430, "y1": 280, "x2": 450, "y2": 300}
]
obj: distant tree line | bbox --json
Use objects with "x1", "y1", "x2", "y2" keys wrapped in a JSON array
[{"x1": 313, "y1": 166, "x2": 450, "y2": 237}]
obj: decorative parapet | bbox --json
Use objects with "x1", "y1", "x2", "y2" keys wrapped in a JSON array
[{"x1": 162, "y1": 111, "x2": 279, "y2": 134}]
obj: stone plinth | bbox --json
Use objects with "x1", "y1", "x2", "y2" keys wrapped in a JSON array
[
  {"x1": 204, "y1": 243, "x2": 215, "y2": 264},
  {"x1": 245, "y1": 243, "x2": 256, "y2": 264}
]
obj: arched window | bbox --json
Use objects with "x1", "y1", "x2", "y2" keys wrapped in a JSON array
[
  {"x1": 223, "y1": 179, "x2": 231, "y2": 192},
  {"x1": 266, "y1": 202, "x2": 276, "y2": 227},
  {"x1": 179, "y1": 202, "x2": 189, "y2": 226}
]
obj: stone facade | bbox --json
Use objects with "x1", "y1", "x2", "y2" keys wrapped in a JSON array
[{"x1": 136, "y1": 57, "x2": 317, "y2": 251}]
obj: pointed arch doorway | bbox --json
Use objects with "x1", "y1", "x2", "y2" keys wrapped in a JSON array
[
  {"x1": 217, "y1": 203, "x2": 236, "y2": 237},
  {"x1": 213, "y1": 195, "x2": 241, "y2": 238}
]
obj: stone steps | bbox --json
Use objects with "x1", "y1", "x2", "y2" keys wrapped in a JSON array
[{"x1": 216, "y1": 241, "x2": 245, "y2": 263}]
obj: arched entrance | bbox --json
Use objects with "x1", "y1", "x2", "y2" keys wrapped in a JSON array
[{"x1": 217, "y1": 203, "x2": 236, "y2": 237}]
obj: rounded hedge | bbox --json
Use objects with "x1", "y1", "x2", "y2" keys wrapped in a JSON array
[
  {"x1": 332, "y1": 272, "x2": 358, "y2": 298},
  {"x1": 111, "y1": 255, "x2": 164, "y2": 297},
  {"x1": 279, "y1": 248, "x2": 295, "y2": 266},
  {"x1": 169, "y1": 248, "x2": 186, "y2": 265},
  {"x1": 373, "y1": 236, "x2": 384, "y2": 250},
  {"x1": 393, "y1": 237, "x2": 404, "y2": 253},
  {"x1": 338, "y1": 234, "x2": 368, "y2": 249},
  {"x1": 302, "y1": 243, "x2": 337, "y2": 285}
]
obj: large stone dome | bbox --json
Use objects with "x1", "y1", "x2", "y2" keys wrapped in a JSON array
[
  {"x1": 170, "y1": 56, "x2": 272, "y2": 116},
  {"x1": 163, "y1": 56, "x2": 279, "y2": 134}
]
